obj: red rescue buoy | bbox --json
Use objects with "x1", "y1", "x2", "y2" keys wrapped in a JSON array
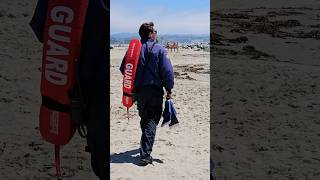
[
  {"x1": 122, "y1": 39, "x2": 142, "y2": 109},
  {"x1": 39, "y1": 0, "x2": 89, "y2": 178}
]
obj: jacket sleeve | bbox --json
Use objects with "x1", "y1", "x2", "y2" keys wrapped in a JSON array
[
  {"x1": 29, "y1": 0, "x2": 48, "y2": 43},
  {"x1": 159, "y1": 48, "x2": 174, "y2": 93},
  {"x1": 119, "y1": 54, "x2": 126, "y2": 75}
]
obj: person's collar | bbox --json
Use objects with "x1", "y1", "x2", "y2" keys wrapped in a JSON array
[
  {"x1": 141, "y1": 38, "x2": 154, "y2": 43},
  {"x1": 148, "y1": 38, "x2": 155, "y2": 42}
]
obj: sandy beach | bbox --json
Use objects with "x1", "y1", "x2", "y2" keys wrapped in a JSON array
[
  {"x1": 110, "y1": 47, "x2": 210, "y2": 179},
  {"x1": 0, "y1": 1, "x2": 210, "y2": 179},
  {"x1": 211, "y1": 1, "x2": 320, "y2": 179},
  {"x1": 5, "y1": 0, "x2": 320, "y2": 179}
]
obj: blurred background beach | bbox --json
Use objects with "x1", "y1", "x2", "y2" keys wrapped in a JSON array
[
  {"x1": 211, "y1": 0, "x2": 320, "y2": 179},
  {"x1": 0, "y1": 0, "x2": 98, "y2": 179}
]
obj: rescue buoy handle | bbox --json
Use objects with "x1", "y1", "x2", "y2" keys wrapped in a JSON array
[
  {"x1": 127, "y1": 107, "x2": 130, "y2": 121},
  {"x1": 55, "y1": 145, "x2": 62, "y2": 179}
]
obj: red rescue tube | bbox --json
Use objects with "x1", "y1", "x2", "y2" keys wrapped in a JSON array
[
  {"x1": 122, "y1": 38, "x2": 142, "y2": 108},
  {"x1": 39, "y1": 0, "x2": 89, "y2": 178},
  {"x1": 39, "y1": 0, "x2": 88, "y2": 146}
]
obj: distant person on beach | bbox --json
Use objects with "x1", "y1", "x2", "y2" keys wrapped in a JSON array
[
  {"x1": 166, "y1": 41, "x2": 179, "y2": 53},
  {"x1": 120, "y1": 22, "x2": 174, "y2": 165},
  {"x1": 173, "y1": 42, "x2": 179, "y2": 52}
]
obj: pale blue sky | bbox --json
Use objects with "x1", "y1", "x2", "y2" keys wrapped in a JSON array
[{"x1": 111, "y1": 0, "x2": 210, "y2": 35}]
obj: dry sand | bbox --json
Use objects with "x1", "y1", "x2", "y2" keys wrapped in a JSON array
[
  {"x1": 110, "y1": 47, "x2": 210, "y2": 179},
  {"x1": 211, "y1": 1, "x2": 320, "y2": 179}
]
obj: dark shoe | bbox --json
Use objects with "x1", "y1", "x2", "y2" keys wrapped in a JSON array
[{"x1": 140, "y1": 156, "x2": 153, "y2": 165}]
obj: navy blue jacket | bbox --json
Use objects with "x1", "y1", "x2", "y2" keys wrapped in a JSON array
[{"x1": 120, "y1": 38, "x2": 174, "y2": 93}]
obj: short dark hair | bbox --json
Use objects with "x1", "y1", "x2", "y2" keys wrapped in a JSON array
[{"x1": 139, "y1": 22, "x2": 155, "y2": 39}]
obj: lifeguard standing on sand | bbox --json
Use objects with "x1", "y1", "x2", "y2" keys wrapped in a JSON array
[{"x1": 120, "y1": 22, "x2": 174, "y2": 164}]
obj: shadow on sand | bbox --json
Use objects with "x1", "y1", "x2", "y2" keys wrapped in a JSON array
[{"x1": 110, "y1": 149, "x2": 164, "y2": 166}]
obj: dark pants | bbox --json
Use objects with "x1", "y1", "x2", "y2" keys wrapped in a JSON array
[{"x1": 137, "y1": 87, "x2": 164, "y2": 158}]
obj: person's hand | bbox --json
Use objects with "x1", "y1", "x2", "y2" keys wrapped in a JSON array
[{"x1": 166, "y1": 92, "x2": 172, "y2": 99}]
